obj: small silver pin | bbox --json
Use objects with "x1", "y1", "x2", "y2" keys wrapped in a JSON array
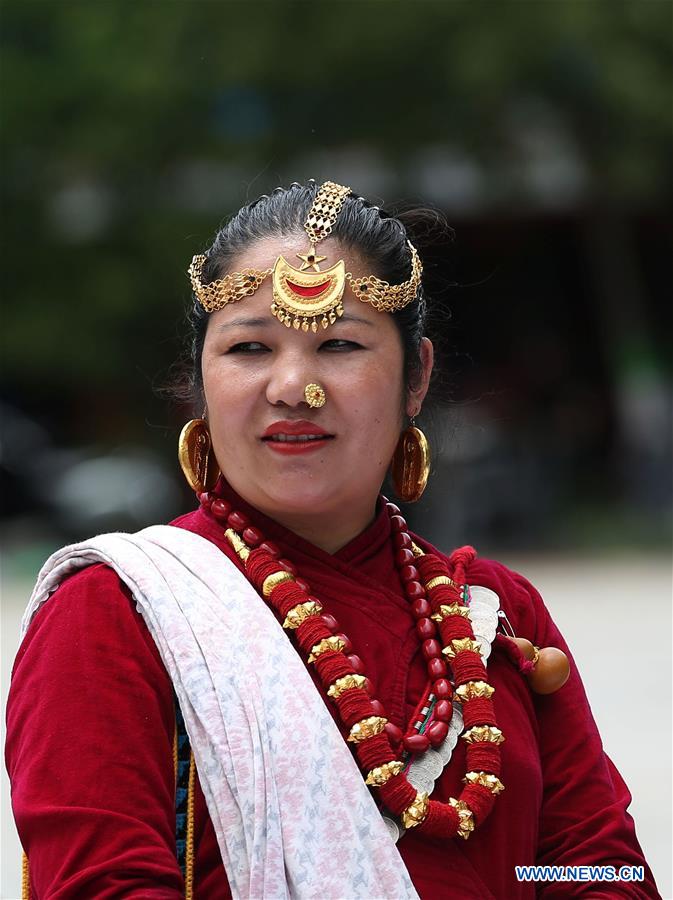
[{"x1": 497, "y1": 609, "x2": 516, "y2": 638}]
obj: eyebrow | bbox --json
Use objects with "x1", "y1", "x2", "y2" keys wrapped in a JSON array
[
  {"x1": 216, "y1": 317, "x2": 269, "y2": 331},
  {"x1": 338, "y1": 312, "x2": 375, "y2": 328},
  {"x1": 216, "y1": 312, "x2": 375, "y2": 330}
]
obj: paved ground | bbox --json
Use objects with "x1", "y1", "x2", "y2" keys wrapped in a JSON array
[{"x1": 2, "y1": 554, "x2": 671, "y2": 899}]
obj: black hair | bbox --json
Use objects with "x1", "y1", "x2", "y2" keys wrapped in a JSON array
[{"x1": 176, "y1": 180, "x2": 447, "y2": 408}]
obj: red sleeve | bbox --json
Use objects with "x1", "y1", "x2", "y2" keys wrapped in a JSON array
[
  {"x1": 5, "y1": 564, "x2": 184, "y2": 899},
  {"x1": 471, "y1": 561, "x2": 659, "y2": 899}
]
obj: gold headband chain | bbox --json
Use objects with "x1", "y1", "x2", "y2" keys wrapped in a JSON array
[{"x1": 188, "y1": 181, "x2": 423, "y2": 333}]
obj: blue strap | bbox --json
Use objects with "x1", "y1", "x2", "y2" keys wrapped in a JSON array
[{"x1": 174, "y1": 695, "x2": 192, "y2": 879}]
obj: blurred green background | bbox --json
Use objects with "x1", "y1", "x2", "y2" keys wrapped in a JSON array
[{"x1": 1, "y1": 0, "x2": 671, "y2": 553}]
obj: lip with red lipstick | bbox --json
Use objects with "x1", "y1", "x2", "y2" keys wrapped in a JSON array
[{"x1": 262, "y1": 420, "x2": 335, "y2": 454}]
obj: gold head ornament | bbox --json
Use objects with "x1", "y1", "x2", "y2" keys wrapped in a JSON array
[{"x1": 188, "y1": 181, "x2": 423, "y2": 332}]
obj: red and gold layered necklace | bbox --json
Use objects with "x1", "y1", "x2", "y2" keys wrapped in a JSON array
[{"x1": 200, "y1": 491, "x2": 504, "y2": 840}]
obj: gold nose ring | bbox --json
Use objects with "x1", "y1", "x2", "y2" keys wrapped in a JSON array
[{"x1": 304, "y1": 383, "x2": 326, "y2": 408}]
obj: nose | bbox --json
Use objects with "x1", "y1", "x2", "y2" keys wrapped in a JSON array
[{"x1": 265, "y1": 349, "x2": 321, "y2": 409}]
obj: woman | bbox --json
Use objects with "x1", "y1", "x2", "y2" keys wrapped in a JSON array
[{"x1": 6, "y1": 182, "x2": 658, "y2": 898}]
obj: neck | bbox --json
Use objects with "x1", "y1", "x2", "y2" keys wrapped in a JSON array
[
  {"x1": 266, "y1": 503, "x2": 378, "y2": 555},
  {"x1": 215, "y1": 477, "x2": 382, "y2": 554}
]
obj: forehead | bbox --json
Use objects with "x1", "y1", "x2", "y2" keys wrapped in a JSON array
[
  {"x1": 228, "y1": 234, "x2": 370, "y2": 276},
  {"x1": 218, "y1": 234, "x2": 390, "y2": 329}
]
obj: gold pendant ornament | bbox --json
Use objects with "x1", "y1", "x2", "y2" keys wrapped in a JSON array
[
  {"x1": 178, "y1": 419, "x2": 220, "y2": 493},
  {"x1": 400, "y1": 792, "x2": 430, "y2": 829},
  {"x1": 304, "y1": 383, "x2": 326, "y2": 408},
  {"x1": 271, "y1": 254, "x2": 346, "y2": 333},
  {"x1": 454, "y1": 680, "x2": 495, "y2": 702},
  {"x1": 270, "y1": 181, "x2": 351, "y2": 332},
  {"x1": 327, "y1": 674, "x2": 367, "y2": 699},
  {"x1": 463, "y1": 771, "x2": 505, "y2": 795},
  {"x1": 365, "y1": 760, "x2": 404, "y2": 786},
  {"x1": 187, "y1": 181, "x2": 423, "y2": 331},
  {"x1": 442, "y1": 637, "x2": 483, "y2": 659},
  {"x1": 282, "y1": 600, "x2": 323, "y2": 629},
  {"x1": 391, "y1": 425, "x2": 430, "y2": 503},
  {"x1": 449, "y1": 798, "x2": 475, "y2": 840},
  {"x1": 461, "y1": 725, "x2": 505, "y2": 745},
  {"x1": 347, "y1": 715, "x2": 388, "y2": 743}
]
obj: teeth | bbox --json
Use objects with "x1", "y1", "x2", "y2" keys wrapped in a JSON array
[{"x1": 270, "y1": 434, "x2": 326, "y2": 442}]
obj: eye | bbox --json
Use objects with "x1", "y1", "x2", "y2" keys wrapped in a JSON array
[
  {"x1": 320, "y1": 339, "x2": 362, "y2": 351},
  {"x1": 227, "y1": 341, "x2": 270, "y2": 354}
]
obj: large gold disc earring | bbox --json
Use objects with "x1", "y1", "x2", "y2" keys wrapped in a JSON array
[
  {"x1": 391, "y1": 424, "x2": 430, "y2": 503},
  {"x1": 178, "y1": 419, "x2": 220, "y2": 493}
]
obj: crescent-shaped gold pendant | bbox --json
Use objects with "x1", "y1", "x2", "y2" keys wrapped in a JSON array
[{"x1": 272, "y1": 256, "x2": 346, "y2": 318}]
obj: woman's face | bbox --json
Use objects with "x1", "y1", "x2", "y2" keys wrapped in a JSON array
[{"x1": 201, "y1": 234, "x2": 433, "y2": 540}]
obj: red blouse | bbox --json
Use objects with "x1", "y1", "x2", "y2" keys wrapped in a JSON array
[{"x1": 6, "y1": 488, "x2": 659, "y2": 899}]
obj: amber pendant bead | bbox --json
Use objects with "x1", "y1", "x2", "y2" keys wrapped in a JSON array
[
  {"x1": 527, "y1": 647, "x2": 570, "y2": 695},
  {"x1": 510, "y1": 636, "x2": 570, "y2": 694}
]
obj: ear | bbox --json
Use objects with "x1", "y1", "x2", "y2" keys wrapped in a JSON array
[{"x1": 405, "y1": 337, "x2": 434, "y2": 417}]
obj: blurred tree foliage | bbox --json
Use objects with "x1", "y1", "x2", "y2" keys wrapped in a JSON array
[{"x1": 1, "y1": 0, "x2": 671, "y2": 401}]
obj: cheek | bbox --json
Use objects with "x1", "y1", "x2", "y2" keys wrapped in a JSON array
[
  {"x1": 202, "y1": 345, "x2": 253, "y2": 395},
  {"x1": 202, "y1": 364, "x2": 226, "y2": 416},
  {"x1": 202, "y1": 364, "x2": 251, "y2": 431},
  {"x1": 201, "y1": 347, "x2": 220, "y2": 400},
  {"x1": 351, "y1": 367, "x2": 404, "y2": 444}
]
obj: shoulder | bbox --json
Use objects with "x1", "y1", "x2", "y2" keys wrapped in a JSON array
[
  {"x1": 466, "y1": 556, "x2": 547, "y2": 640},
  {"x1": 168, "y1": 505, "x2": 243, "y2": 565},
  {"x1": 466, "y1": 556, "x2": 542, "y2": 608},
  {"x1": 38, "y1": 504, "x2": 220, "y2": 612},
  {"x1": 11, "y1": 558, "x2": 173, "y2": 735},
  {"x1": 30, "y1": 561, "x2": 134, "y2": 626},
  {"x1": 168, "y1": 508, "x2": 203, "y2": 531},
  {"x1": 26, "y1": 505, "x2": 224, "y2": 638},
  {"x1": 17, "y1": 561, "x2": 162, "y2": 676},
  {"x1": 414, "y1": 535, "x2": 548, "y2": 640}
]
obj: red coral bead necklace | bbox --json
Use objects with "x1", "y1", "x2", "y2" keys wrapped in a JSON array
[{"x1": 200, "y1": 490, "x2": 504, "y2": 839}]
